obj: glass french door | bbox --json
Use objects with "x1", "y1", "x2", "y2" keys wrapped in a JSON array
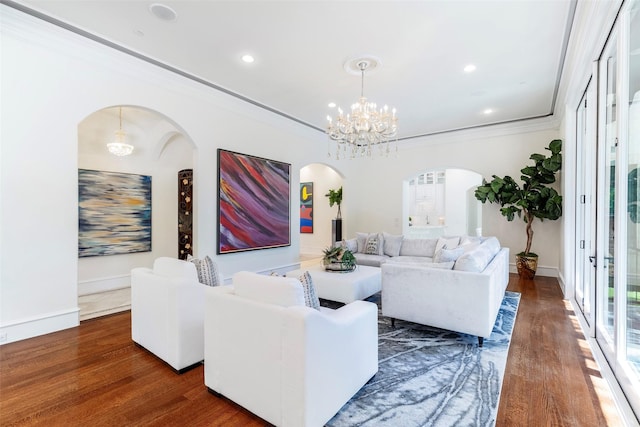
[
  {"x1": 624, "y1": 0, "x2": 640, "y2": 400},
  {"x1": 593, "y1": 2, "x2": 640, "y2": 416},
  {"x1": 575, "y1": 80, "x2": 596, "y2": 324},
  {"x1": 597, "y1": 37, "x2": 618, "y2": 355}
]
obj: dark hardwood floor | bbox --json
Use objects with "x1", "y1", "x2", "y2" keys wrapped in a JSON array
[{"x1": 0, "y1": 274, "x2": 624, "y2": 426}]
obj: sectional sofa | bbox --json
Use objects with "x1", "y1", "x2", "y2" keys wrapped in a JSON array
[{"x1": 342, "y1": 233, "x2": 510, "y2": 345}]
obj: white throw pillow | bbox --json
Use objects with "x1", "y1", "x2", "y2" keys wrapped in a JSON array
[
  {"x1": 435, "y1": 236, "x2": 460, "y2": 253},
  {"x1": 454, "y1": 236, "x2": 501, "y2": 272},
  {"x1": 433, "y1": 247, "x2": 464, "y2": 263}
]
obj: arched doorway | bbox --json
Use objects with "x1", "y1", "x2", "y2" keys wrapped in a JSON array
[
  {"x1": 404, "y1": 168, "x2": 482, "y2": 238},
  {"x1": 77, "y1": 105, "x2": 196, "y2": 320},
  {"x1": 299, "y1": 163, "x2": 344, "y2": 257}
]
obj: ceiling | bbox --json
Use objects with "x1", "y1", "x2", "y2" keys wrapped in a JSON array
[{"x1": 13, "y1": 0, "x2": 575, "y2": 141}]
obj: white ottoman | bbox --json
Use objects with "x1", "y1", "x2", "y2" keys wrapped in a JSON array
[{"x1": 286, "y1": 264, "x2": 381, "y2": 304}]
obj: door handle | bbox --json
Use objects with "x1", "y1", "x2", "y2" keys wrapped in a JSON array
[{"x1": 589, "y1": 256, "x2": 596, "y2": 267}]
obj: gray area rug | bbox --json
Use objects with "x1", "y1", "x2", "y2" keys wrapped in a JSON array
[{"x1": 325, "y1": 291, "x2": 521, "y2": 427}]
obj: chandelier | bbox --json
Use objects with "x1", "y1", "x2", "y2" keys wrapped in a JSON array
[
  {"x1": 326, "y1": 57, "x2": 398, "y2": 159},
  {"x1": 107, "y1": 107, "x2": 134, "y2": 156}
]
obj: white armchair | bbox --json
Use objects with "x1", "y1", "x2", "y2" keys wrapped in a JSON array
[
  {"x1": 204, "y1": 271, "x2": 378, "y2": 427},
  {"x1": 131, "y1": 257, "x2": 209, "y2": 373}
]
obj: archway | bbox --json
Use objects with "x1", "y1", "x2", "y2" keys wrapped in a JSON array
[
  {"x1": 77, "y1": 105, "x2": 196, "y2": 320},
  {"x1": 403, "y1": 168, "x2": 482, "y2": 238},
  {"x1": 299, "y1": 163, "x2": 344, "y2": 257}
]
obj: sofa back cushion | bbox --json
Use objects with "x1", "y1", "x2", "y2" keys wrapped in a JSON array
[
  {"x1": 383, "y1": 232, "x2": 404, "y2": 257},
  {"x1": 453, "y1": 237, "x2": 501, "y2": 273},
  {"x1": 399, "y1": 238, "x2": 438, "y2": 257},
  {"x1": 233, "y1": 271, "x2": 305, "y2": 307}
]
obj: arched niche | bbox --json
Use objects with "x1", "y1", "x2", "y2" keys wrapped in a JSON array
[
  {"x1": 299, "y1": 163, "x2": 344, "y2": 256},
  {"x1": 77, "y1": 105, "x2": 196, "y2": 318},
  {"x1": 403, "y1": 168, "x2": 482, "y2": 238}
]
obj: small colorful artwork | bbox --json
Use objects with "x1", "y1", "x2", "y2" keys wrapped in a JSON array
[
  {"x1": 300, "y1": 182, "x2": 313, "y2": 233},
  {"x1": 78, "y1": 169, "x2": 152, "y2": 257},
  {"x1": 217, "y1": 149, "x2": 291, "y2": 253}
]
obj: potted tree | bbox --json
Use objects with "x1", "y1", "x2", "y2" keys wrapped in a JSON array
[
  {"x1": 325, "y1": 187, "x2": 342, "y2": 219},
  {"x1": 474, "y1": 139, "x2": 562, "y2": 279},
  {"x1": 325, "y1": 187, "x2": 343, "y2": 243}
]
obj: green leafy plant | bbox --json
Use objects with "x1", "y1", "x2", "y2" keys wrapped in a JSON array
[
  {"x1": 322, "y1": 245, "x2": 356, "y2": 270},
  {"x1": 474, "y1": 139, "x2": 563, "y2": 256},
  {"x1": 325, "y1": 186, "x2": 343, "y2": 219}
]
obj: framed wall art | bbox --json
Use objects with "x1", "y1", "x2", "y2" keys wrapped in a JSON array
[
  {"x1": 78, "y1": 169, "x2": 152, "y2": 257},
  {"x1": 300, "y1": 182, "x2": 313, "y2": 233},
  {"x1": 217, "y1": 149, "x2": 291, "y2": 254}
]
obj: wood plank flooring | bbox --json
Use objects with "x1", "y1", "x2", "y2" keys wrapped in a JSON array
[{"x1": 0, "y1": 274, "x2": 625, "y2": 426}]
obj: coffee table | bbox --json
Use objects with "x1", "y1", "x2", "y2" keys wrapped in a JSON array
[{"x1": 286, "y1": 264, "x2": 381, "y2": 304}]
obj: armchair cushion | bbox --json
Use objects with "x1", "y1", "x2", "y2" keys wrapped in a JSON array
[
  {"x1": 153, "y1": 256, "x2": 199, "y2": 281},
  {"x1": 233, "y1": 271, "x2": 305, "y2": 307}
]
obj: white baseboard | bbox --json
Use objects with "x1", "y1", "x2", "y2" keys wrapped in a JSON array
[
  {"x1": 257, "y1": 262, "x2": 301, "y2": 276},
  {"x1": 570, "y1": 299, "x2": 640, "y2": 427},
  {"x1": 0, "y1": 308, "x2": 79, "y2": 345},
  {"x1": 78, "y1": 274, "x2": 130, "y2": 296},
  {"x1": 508, "y1": 263, "x2": 558, "y2": 278}
]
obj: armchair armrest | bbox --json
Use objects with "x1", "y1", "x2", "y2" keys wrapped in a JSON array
[
  {"x1": 131, "y1": 267, "x2": 205, "y2": 371},
  {"x1": 282, "y1": 301, "x2": 378, "y2": 426}
]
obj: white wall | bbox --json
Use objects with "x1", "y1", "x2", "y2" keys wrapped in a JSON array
[
  {"x1": 299, "y1": 164, "x2": 343, "y2": 255},
  {"x1": 0, "y1": 6, "x2": 329, "y2": 344},
  {"x1": 444, "y1": 168, "x2": 482, "y2": 236},
  {"x1": 0, "y1": 5, "x2": 564, "y2": 345},
  {"x1": 343, "y1": 124, "x2": 562, "y2": 276}
]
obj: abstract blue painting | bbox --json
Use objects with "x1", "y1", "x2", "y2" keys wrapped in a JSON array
[{"x1": 78, "y1": 169, "x2": 152, "y2": 257}]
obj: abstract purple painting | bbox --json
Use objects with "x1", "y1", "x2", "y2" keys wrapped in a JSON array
[{"x1": 217, "y1": 149, "x2": 290, "y2": 254}]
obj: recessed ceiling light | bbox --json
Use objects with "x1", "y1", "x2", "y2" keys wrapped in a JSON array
[
  {"x1": 328, "y1": 102, "x2": 336, "y2": 108},
  {"x1": 149, "y1": 3, "x2": 177, "y2": 22},
  {"x1": 241, "y1": 54, "x2": 255, "y2": 63},
  {"x1": 464, "y1": 64, "x2": 477, "y2": 73},
  {"x1": 484, "y1": 108, "x2": 493, "y2": 115}
]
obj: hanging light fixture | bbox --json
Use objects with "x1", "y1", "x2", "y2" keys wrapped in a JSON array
[
  {"x1": 326, "y1": 57, "x2": 398, "y2": 159},
  {"x1": 107, "y1": 107, "x2": 134, "y2": 156}
]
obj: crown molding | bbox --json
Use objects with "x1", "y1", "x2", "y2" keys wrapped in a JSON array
[{"x1": 398, "y1": 115, "x2": 560, "y2": 150}]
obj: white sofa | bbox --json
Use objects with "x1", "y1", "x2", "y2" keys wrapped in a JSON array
[
  {"x1": 381, "y1": 240, "x2": 510, "y2": 346},
  {"x1": 346, "y1": 232, "x2": 484, "y2": 267},
  {"x1": 204, "y1": 271, "x2": 378, "y2": 427},
  {"x1": 131, "y1": 257, "x2": 209, "y2": 373}
]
